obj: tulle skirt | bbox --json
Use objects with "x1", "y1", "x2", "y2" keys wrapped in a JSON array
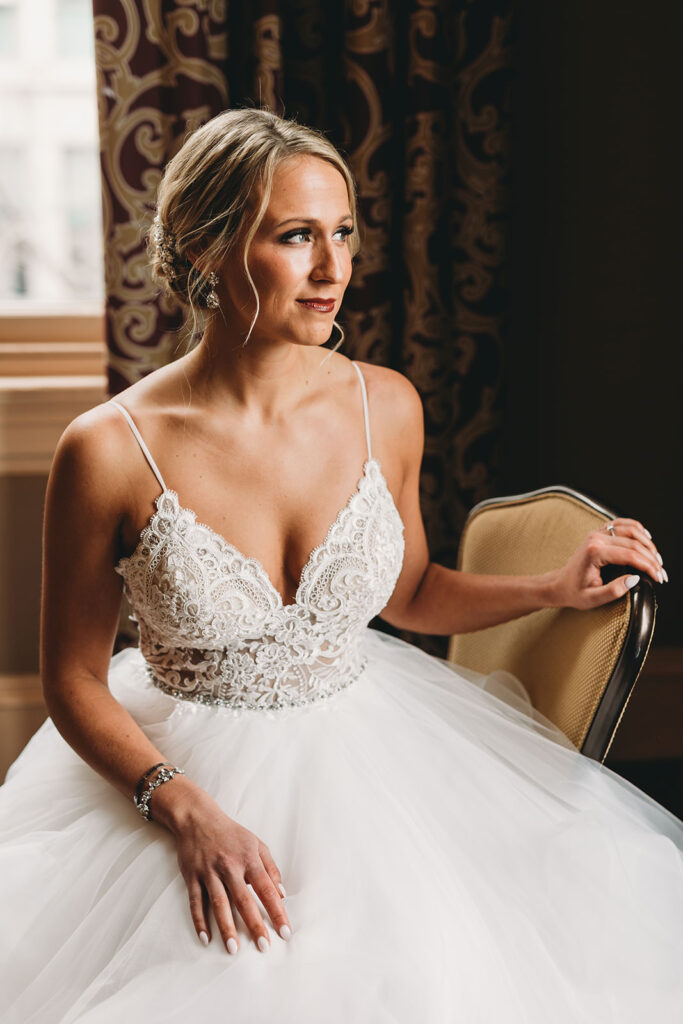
[{"x1": 1, "y1": 628, "x2": 682, "y2": 1023}]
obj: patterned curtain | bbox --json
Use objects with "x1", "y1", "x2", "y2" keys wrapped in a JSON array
[{"x1": 94, "y1": 0, "x2": 514, "y2": 653}]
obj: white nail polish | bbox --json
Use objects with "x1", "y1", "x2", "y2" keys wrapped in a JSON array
[
  {"x1": 625, "y1": 575, "x2": 640, "y2": 589},
  {"x1": 657, "y1": 569, "x2": 664, "y2": 584},
  {"x1": 656, "y1": 552, "x2": 663, "y2": 565},
  {"x1": 644, "y1": 528, "x2": 652, "y2": 539},
  {"x1": 199, "y1": 931, "x2": 209, "y2": 946},
  {"x1": 663, "y1": 568, "x2": 669, "y2": 582},
  {"x1": 279, "y1": 924, "x2": 292, "y2": 941},
  {"x1": 226, "y1": 937, "x2": 238, "y2": 955},
  {"x1": 257, "y1": 935, "x2": 270, "y2": 953},
  {"x1": 278, "y1": 883, "x2": 287, "y2": 899}
]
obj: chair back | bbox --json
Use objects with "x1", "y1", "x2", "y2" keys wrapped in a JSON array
[{"x1": 447, "y1": 486, "x2": 656, "y2": 761}]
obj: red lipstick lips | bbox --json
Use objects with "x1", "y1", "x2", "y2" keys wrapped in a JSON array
[{"x1": 296, "y1": 299, "x2": 336, "y2": 313}]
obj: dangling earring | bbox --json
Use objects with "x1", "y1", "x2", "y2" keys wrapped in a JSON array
[{"x1": 205, "y1": 271, "x2": 220, "y2": 309}]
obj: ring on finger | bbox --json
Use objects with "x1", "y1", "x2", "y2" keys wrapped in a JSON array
[{"x1": 604, "y1": 521, "x2": 616, "y2": 537}]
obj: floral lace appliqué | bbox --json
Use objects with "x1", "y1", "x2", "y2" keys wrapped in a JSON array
[{"x1": 115, "y1": 459, "x2": 405, "y2": 711}]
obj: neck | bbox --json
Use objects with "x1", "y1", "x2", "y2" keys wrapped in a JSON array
[{"x1": 183, "y1": 321, "x2": 332, "y2": 421}]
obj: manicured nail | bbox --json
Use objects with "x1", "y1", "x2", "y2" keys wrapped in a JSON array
[
  {"x1": 278, "y1": 883, "x2": 287, "y2": 899},
  {"x1": 656, "y1": 569, "x2": 664, "y2": 584},
  {"x1": 226, "y1": 937, "x2": 238, "y2": 955},
  {"x1": 199, "y1": 931, "x2": 209, "y2": 946},
  {"x1": 279, "y1": 924, "x2": 292, "y2": 941},
  {"x1": 625, "y1": 575, "x2": 640, "y2": 590},
  {"x1": 644, "y1": 528, "x2": 652, "y2": 539},
  {"x1": 656, "y1": 552, "x2": 663, "y2": 565},
  {"x1": 257, "y1": 935, "x2": 270, "y2": 953},
  {"x1": 662, "y1": 568, "x2": 669, "y2": 582}
]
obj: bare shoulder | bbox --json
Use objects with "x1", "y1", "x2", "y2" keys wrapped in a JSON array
[
  {"x1": 51, "y1": 399, "x2": 140, "y2": 516},
  {"x1": 58, "y1": 399, "x2": 129, "y2": 467},
  {"x1": 353, "y1": 360, "x2": 424, "y2": 441},
  {"x1": 53, "y1": 357, "x2": 182, "y2": 492}
]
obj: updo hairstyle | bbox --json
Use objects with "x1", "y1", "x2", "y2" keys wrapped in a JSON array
[{"x1": 149, "y1": 108, "x2": 360, "y2": 339}]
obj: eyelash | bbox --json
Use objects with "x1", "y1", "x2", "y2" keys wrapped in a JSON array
[{"x1": 281, "y1": 226, "x2": 354, "y2": 244}]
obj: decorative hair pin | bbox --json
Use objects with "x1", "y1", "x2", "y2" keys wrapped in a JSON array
[{"x1": 153, "y1": 213, "x2": 178, "y2": 281}]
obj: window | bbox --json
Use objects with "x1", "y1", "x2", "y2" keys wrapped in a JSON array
[
  {"x1": 64, "y1": 146, "x2": 102, "y2": 298},
  {"x1": 0, "y1": 145, "x2": 27, "y2": 299},
  {"x1": 0, "y1": 0, "x2": 103, "y2": 310},
  {"x1": 0, "y1": 0, "x2": 106, "y2": 474},
  {"x1": 0, "y1": 3, "x2": 18, "y2": 58},
  {"x1": 56, "y1": 0, "x2": 94, "y2": 59}
]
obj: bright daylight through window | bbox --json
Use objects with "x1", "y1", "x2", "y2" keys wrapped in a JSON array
[{"x1": 0, "y1": 0, "x2": 103, "y2": 308}]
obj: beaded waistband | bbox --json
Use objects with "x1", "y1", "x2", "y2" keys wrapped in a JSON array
[{"x1": 143, "y1": 658, "x2": 366, "y2": 712}]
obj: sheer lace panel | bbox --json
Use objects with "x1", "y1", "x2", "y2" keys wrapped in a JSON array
[{"x1": 116, "y1": 460, "x2": 405, "y2": 710}]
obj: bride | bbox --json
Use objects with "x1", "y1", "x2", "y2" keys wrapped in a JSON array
[{"x1": 1, "y1": 108, "x2": 681, "y2": 1023}]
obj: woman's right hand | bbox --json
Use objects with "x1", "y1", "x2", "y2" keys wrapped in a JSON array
[{"x1": 152, "y1": 776, "x2": 292, "y2": 954}]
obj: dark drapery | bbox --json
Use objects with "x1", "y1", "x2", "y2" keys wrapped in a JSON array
[{"x1": 93, "y1": 0, "x2": 514, "y2": 651}]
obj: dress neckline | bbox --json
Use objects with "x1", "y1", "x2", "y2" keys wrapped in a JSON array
[
  {"x1": 116, "y1": 457, "x2": 391, "y2": 611},
  {"x1": 111, "y1": 360, "x2": 385, "y2": 611}
]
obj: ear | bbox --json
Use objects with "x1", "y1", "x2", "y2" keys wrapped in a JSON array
[{"x1": 186, "y1": 238, "x2": 217, "y2": 271}]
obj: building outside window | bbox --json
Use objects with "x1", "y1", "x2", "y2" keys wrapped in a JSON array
[
  {"x1": 0, "y1": 0, "x2": 103, "y2": 308},
  {"x1": 0, "y1": 0, "x2": 106, "y2": 478},
  {"x1": 0, "y1": 2, "x2": 18, "y2": 59}
]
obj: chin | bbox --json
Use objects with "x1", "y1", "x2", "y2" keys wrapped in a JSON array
[{"x1": 290, "y1": 330, "x2": 337, "y2": 349}]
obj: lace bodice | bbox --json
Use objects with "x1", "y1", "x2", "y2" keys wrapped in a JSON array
[{"x1": 112, "y1": 363, "x2": 405, "y2": 711}]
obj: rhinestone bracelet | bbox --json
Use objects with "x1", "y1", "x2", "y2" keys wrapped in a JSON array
[
  {"x1": 134, "y1": 765, "x2": 185, "y2": 821},
  {"x1": 134, "y1": 761, "x2": 172, "y2": 805}
]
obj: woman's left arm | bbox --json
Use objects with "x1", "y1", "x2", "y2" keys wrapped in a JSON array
[{"x1": 378, "y1": 372, "x2": 665, "y2": 637}]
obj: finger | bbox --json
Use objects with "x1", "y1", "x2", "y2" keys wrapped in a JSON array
[
  {"x1": 205, "y1": 874, "x2": 240, "y2": 955},
  {"x1": 605, "y1": 531, "x2": 662, "y2": 572},
  {"x1": 606, "y1": 520, "x2": 663, "y2": 569},
  {"x1": 599, "y1": 537, "x2": 663, "y2": 583},
  {"x1": 227, "y1": 876, "x2": 272, "y2": 952},
  {"x1": 607, "y1": 517, "x2": 651, "y2": 538},
  {"x1": 259, "y1": 843, "x2": 287, "y2": 900},
  {"x1": 587, "y1": 574, "x2": 641, "y2": 608},
  {"x1": 604, "y1": 521, "x2": 664, "y2": 567},
  {"x1": 247, "y1": 863, "x2": 292, "y2": 941},
  {"x1": 187, "y1": 877, "x2": 211, "y2": 947}
]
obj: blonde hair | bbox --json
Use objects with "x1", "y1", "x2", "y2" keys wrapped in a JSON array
[{"x1": 149, "y1": 108, "x2": 359, "y2": 347}]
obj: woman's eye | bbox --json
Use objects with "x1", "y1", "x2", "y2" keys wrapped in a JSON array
[
  {"x1": 281, "y1": 230, "x2": 309, "y2": 244},
  {"x1": 281, "y1": 225, "x2": 354, "y2": 244}
]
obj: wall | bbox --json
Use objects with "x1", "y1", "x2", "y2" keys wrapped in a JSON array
[
  {"x1": 0, "y1": 475, "x2": 45, "y2": 674},
  {"x1": 505, "y1": 1, "x2": 682, "y2": 646},
  {"x1": 0, "y1": 317, "x2": 106, "y2": 779}
]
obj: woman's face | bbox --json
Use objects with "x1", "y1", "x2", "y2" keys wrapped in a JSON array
[{"x1": 217, "y1": 155, "x2": 354, "y2": 348}]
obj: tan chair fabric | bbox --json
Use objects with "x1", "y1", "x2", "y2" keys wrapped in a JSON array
[{"x1": 447, "y1": 492, "x2": 636, "y2": 753}]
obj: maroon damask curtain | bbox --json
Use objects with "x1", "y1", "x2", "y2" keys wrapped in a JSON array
[{"x1": 93, "y1": 0, "x2": 514, "y2": 651}]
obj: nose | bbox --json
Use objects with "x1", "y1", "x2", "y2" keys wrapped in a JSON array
[{"x1": 311, "y1": 238, "x2": 346, "y2": 283}]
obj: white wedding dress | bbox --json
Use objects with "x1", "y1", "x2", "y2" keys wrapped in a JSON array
[{"x1": 1, "y1": 363, "x2": 681, "y2": 1023}]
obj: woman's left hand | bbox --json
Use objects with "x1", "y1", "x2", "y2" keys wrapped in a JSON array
[{"x1": 551, "y1": 518, "x2": 666, "y2": 611}]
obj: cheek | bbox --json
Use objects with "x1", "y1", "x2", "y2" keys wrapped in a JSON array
[
  {"x1": 341, "y1": 250, "x2": 353, "y2": 285},
  {"x1": 248, "y1": 250, "x2": 305, "y2": 293}
]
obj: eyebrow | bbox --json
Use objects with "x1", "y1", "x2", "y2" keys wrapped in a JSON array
[{"x1": 273, "y1": 215, "x2": 354, "y2": 229}]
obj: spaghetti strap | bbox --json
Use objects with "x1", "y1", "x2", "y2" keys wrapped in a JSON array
[
  {"x1": 351, "y1": 362, "x2": 372, "y2": 460},
  {"x1": 110, "y1": 400, "x2": 168, "y2": 493}
]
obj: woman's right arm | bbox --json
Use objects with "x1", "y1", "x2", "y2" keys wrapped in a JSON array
[{"x1": 40, "y1": 408, "x2": 291, "y2": 953}]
